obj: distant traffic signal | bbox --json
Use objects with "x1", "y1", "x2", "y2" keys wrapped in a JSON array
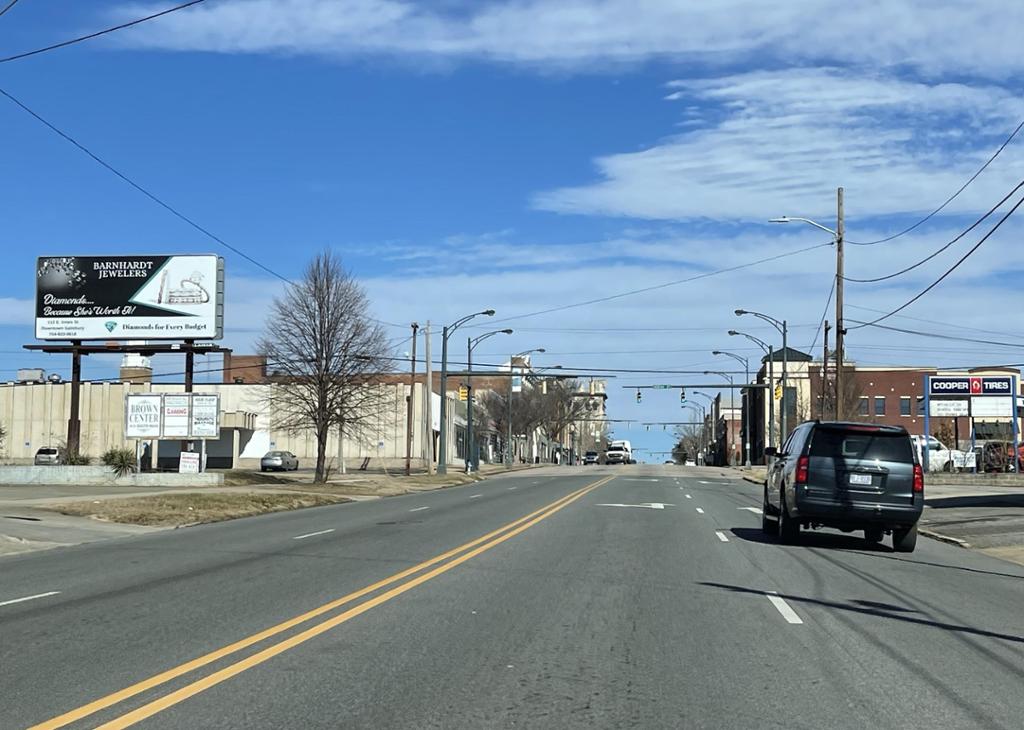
[
  {"x1": 680, "y1": 388, "x2": 685, "y2": 402},
  {"x1": 636, "y1": 389, "x2": 642, "y2": 403}
]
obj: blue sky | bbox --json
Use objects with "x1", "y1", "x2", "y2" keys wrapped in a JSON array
[{"x1": 3, "y1": 1, "x2": 1024, "y2": 459}]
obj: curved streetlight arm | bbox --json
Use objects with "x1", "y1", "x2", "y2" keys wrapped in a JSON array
[
  {"x1": 470, "y1": 328, "x2": 513, "y2": 350},
  {"x1": 448, "y1": 309, "x2": 496, "y2": 335},
  {"x1": 729, "y1": 330, "x2": 770, "y2": 354},
  {"x1": 735, "y1": 309, "x2": 785, "y2": 336},
  {"x1": 712, "y1": 351, "x2": 748, "y2": 369},
  {"x1": 702, "y1": 370, "x2": 735, "y2": 384},
  {"x1": 769, "y1": 216, "x2": 837, "y2": 237}
]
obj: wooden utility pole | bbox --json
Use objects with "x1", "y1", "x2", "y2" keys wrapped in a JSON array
[
  {"x1": 822, "y1": 321, "x2": 830, "y2": 420},
  {"x1": 405, "y1": 322, "x2": 418, "y2": 476},
  {"x1": 67, "y1": 341, "x2": 82, "y2": 457},
  {"x1": 835, "y1": 187, "x2": 846, "y2": 420}
]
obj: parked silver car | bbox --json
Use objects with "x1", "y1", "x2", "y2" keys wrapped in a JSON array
[
  {"x1": 260, "y1": 450, "x2": 299, "y2": 472},
  {"x1": 34, "y1": 447, "x2": 61, "y2": 465}
]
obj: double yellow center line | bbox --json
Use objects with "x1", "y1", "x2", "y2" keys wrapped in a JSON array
[{"x1": 32, "y1": 475, "x2": 614, "y2": 730}]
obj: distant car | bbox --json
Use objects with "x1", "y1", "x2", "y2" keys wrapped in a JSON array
[
  {"x1": 261, "y1": 450, "x2": 299, "y2": 472},
  {"x1": 764, "y1": 421, "x2": 922, "y2": 552},
  {"x1": 685, "y1": 460, "x2": 696, "y2": 467},
  {"x1": 34, "y1": 447, "x2": 61, "y2": 466},
  {"x1": 664, "y1": 460, "x2": 674, "y2": 464},
  {"x1": 605, "y1": 447, "x2": 627, "y2": 464},
  {"x1": 583, "y1": 451, "x2": 599, "y2": 465}
]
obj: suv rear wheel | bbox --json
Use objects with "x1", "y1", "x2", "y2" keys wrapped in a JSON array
[
  {"x1": 892, "y1": 524, "x2": 918, "y2": 553},
  {"x1": 778, "y1": 488, "x2": 800, "y2": 544},
  {"x1": 761, "y1": 484, "x2": 777, "y2": 534}
]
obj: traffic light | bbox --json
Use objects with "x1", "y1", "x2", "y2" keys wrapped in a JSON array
[
  {"x1": 680, "y1": 388, "x2": 686, "y2": 403},
  {"x1": 636, "y1": 389, "x2": 642, "y2": 403}
]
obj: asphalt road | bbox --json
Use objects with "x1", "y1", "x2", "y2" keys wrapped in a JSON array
[{"x1": 2, "y1": 465, "x2": 1023, "y2": 729}]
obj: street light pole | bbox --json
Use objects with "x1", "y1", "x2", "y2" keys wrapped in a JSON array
[
  {"x1": 438, "y1": 309, "x2": 494, "y2": 475},
  {"x1": 466, "y1": 328, "x2": 513, "y2": 473},
  {"x1": 507, "y1": 347, "x2": 545, "y2": 467},
  {"x1": 736, "y1": 309, "x2": 788, "y2": 440},
  {"x1": 713, "y1": 351, "x2": 751, "y2": 467},
  {"x1": 692, "y1": 391, "x2": 716, "y2": 465},
  {"x1": 704, "y1": 371, "x2": 735, "y2": 465},
  {"x1": 729, "y1": 330, "x2": 774, "y2": 459}
]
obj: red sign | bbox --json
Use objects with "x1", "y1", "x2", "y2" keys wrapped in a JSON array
[{"x1": 970, "y1": 377, "x2": 982, "y2": 394}]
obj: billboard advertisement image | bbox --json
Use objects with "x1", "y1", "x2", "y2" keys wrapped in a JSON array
[{"x1": 35, "y1": 254, "x2": 224, "y2": 340}]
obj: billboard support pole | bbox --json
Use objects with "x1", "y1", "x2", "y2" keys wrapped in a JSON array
[
  {"x1": 183, "y1": 339, "x2": 195, "y2": 457},
  {"x1": 923, "y1": 376, "x2": 930, "y2": 473},
  {"x1": 67, "y1": 340, "x2": 83, "y2": 457},
  {"x1": 1013, "y1": 375, "x2": 1020, "y2": 474}
]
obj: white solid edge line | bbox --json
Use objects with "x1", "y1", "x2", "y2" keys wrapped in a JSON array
[
  {"x1": 507, "y1": 487, "x2": 517, "y2": 490},
  {"x1": 469, "y1": 494, "x2": 483, "y2": 499},
  {"x1": 715, "y1": 531, "x2": 729, "y2": 542},
  {"x1": 0, "y1": 591, "x2": 61, "y2": 608},
  {"x1": 685, "y1": 494, "x2": 692, "y2": 499},
  {"x1": 409, "y1": 506, "x2": 429, "y2": 512},
  {"x1": 695, "y1": 507, "x2": 705, "y2": 514},
  {"x1": 292, "y1": 528, "x2": 335, "y2": 540},
  {"x1": 766, "y1": 591, "x2": 804, "y2": 624}
]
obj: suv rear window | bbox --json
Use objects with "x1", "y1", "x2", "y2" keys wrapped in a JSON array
[
  {"x1": 810, "y1": 428, "x2": 912, "y2": 462},
  {"x1": 37, "y1": 448, "x2": 57, "y2": 455}
]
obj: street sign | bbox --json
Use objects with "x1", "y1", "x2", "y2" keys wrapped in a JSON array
[
  {"x1": 189, "y1": 394, "x2": 221, "y2": 438},
  {"x1": 652, "y1": 384, "x2": 672, "y2": 389}
]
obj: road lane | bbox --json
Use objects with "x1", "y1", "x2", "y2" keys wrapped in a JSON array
[
  {"x1": 1, "y1": 469, "x2": 601, "y2": 729},
  {"x1": 4, "y1": 465, "x2": 1024, "y2": 729}
]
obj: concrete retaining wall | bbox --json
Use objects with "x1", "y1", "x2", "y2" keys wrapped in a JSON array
[
  {"x1": 0, "y1": 466, "x2": 224, "y2": 487},
  {"x1": 924, "y1": 473, "x2": 1024, "y2": 487}
]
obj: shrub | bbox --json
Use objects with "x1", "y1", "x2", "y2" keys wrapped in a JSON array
[
  {"x1": 101, "y1": 447, "x2": 137, "y2": 477},
  {"x1": 64, "y1": 452, "x2": 92, "y2": 466}
]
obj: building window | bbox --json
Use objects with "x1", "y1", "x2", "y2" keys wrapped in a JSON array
[
  {"x1": 874, "y1": 396, "x2": 886, "y2": 416},
  {"x1": 917, "y1": 397, "x2": 925, "y2": 415},
  {"x1": 858, "y1": 397, "x2": 869, "y2": 416},
  {"x1": 900, "y1": 396, "x2": 911, "y2": 416}
]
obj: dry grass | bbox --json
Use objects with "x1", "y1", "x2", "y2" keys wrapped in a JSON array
[{"x1": 52, "y1": 492, "x2": 350, "y2": 527}]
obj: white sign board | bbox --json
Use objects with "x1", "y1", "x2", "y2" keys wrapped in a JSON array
[
  {"x1": 929, "y1": 399, "x2": 969, "y2": 417},
  {"x1": 35, "y1": 254, "x2": 224, "y2": 341},
  {"x1": 511, "y1": 373, "x2": 523, "y2": 393},
  {"x1": 189, "y1": 394, "x2": 221, "y2": 438},
  {"x1": 971, "y1": 396, "x2": 1014, "y2": 418},
  {"x1": 178, "y1": 451, "x2": 200, "y2": 474},
  {"x1": 125, "y1": 394, "x2": 163, "y2": 438},
  {"x1": 162, "y1": 395, "x2": 191, "y2": 438}
]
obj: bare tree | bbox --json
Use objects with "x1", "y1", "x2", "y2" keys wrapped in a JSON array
[
  {"x1": 673, "y1": 424, "x2": 702, "y2": 464},
  {"x1": 258, "y1": 251, "x2": 391, "y2": 482},
  {"x1": 818, "y1": 365, "x2": 865, "y2": 421},
  {"x1": 535, "y1": 379, "x2": 591, "y2": 448}
]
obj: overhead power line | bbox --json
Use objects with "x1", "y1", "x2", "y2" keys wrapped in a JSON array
[
  {"x1": 848, "y1": 116, "x2": 1024, "y2": 246},
  {"x1": 0, "y1": 85, "x2": 403, "y2": 329},
  {"x1": 0, "y1": 0, "x2": 207, "y2": 64},
  {"x1": 847, "y1": 192, "x2": 1024, "y2": 330},
  {"x1": 844, "y1": 180, "x2": 1024, "y2": 283},
  {"x1": 0, "y1": 0, "x2": 21, "y2": 18},
  {"x1": 846, "y1": 320, "x2": 1024, "y2": 349},
  {"x1": 805, "y1": 277, "x2": 835, "y2": 355},
  {"x1": 486, "y1": 241, "x2": 833, "y2": 325},
  {"x1": 846, "y1": 303, "x2": 1024, "y2": 340}
]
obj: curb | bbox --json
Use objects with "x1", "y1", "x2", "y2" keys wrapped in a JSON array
[
  {"x1": 919, "y1": 528, "x2": 971, "y2": 549},
  {"x1": 741, "y1": 476, "x2": 764, "y2": 486}
]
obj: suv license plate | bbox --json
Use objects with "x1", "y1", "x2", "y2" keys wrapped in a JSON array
[{"x1": 849, "y1": 473, "x2": 873, "y2": 486}]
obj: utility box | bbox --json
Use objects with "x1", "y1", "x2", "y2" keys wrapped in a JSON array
[{"x1": 16, "y1": 368, "x2": 45, "y2": 383}]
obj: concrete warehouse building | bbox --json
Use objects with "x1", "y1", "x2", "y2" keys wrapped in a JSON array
[{"x1": 0, "y1": 354, "x2": 606, "y2": 470}]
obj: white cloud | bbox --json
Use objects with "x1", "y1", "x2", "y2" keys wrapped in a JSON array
[
  {"x1": 534, "y1": 69, "x2": 1024, "y2": 222},
  {"x1": 113, "y1": 1, "x2": 1024, "y2": 79}
]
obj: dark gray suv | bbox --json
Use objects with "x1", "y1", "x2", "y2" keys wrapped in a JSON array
[{"x1": 762, "y1": 421, "x2": 923, "y2": 552}]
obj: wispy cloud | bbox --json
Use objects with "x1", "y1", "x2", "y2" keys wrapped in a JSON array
[
  {"x1": 112, "y1": 1, "x2": 1024, "y2": 79},
  {"x1": 533, "y1": 69, "x2": 1024, "y2": 223}
]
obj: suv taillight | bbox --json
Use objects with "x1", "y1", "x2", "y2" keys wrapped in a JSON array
[
  {"x1": 913, "y1": 464, "x2": 924, "y2": 493},
  {"x1": 795, "y1": 455, "x2": 809, "y2": 484}
]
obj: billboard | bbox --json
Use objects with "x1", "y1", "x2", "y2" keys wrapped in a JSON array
[
  {"x1": 35, "y1": 255, "x2": 224, "y2": 340},
  {"x1": 124, "y1": 394, "x2": 162, "y2": 438}
]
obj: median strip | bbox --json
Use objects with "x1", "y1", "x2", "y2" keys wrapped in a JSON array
[{"x1": 31, "y1": 475, "x2": 614, "y2": 730}]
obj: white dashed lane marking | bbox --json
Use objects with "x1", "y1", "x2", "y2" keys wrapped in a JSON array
[
  {"x1": 766, "y1": 591, "x2": 804, "y2": 624},
  {"x1": 715, "y1": 531, "x2": 729, "y2": 542}
]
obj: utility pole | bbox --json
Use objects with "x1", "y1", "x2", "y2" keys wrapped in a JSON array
[
  {"x1": 822, "y1": 321, "x2": 830, "y2": 420},
  {"x1": 405, "y1": 322, "x2": 418, "y2": 476},
  {"x1": 835, "y1": 186, "x2": 845, "y2": 420},
  {"x1": 767, "y1": 345, "x2": 775, "y2": 453},
  {"x1": 506, "y1": 357, "x2": 514, "y2": 466},
  {"x1": 465, "y1": 336, "x2": 474, "y2": 474},
  {"x1": 423, "y1": 322, "x2": 434, "y2": 474}
]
